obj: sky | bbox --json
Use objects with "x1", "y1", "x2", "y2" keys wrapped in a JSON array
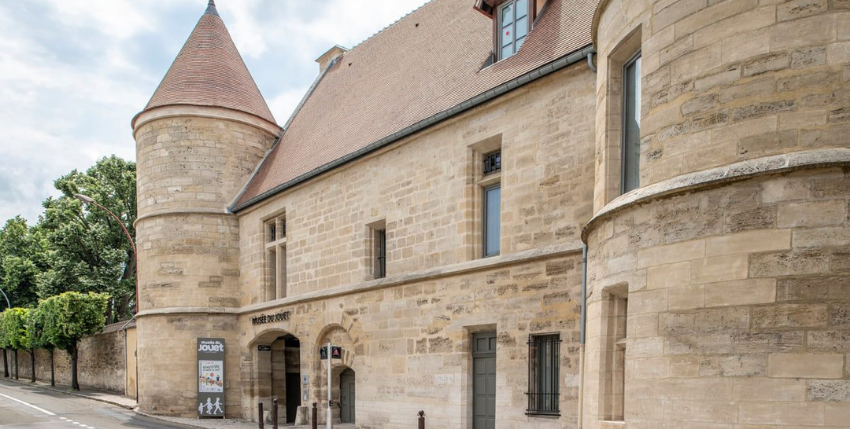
[{"x1": 0, "y1": 0, "x2": 429, "y2": 225}]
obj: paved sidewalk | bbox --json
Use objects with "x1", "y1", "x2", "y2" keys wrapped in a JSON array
[
  {"x1": 2, "y1": 377, "x2": 357, "y2": 429},
  {"x1": 2, "y1": 377, "x2": 137, "y2": 410}
]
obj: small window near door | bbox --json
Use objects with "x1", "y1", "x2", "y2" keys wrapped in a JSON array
[{"x1": 527, "y1": 334, "x2": 560, "y2": 415}]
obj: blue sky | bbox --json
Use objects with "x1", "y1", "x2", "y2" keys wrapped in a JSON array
[{"x1": 0, "y1": 0, "x2": 428, "y2": 224}]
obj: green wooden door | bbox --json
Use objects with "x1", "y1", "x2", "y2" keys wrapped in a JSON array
[
  {"x1": 340, "y1": 368, "x2": 355, "y2": 423},
  {"x1": 473, "y1": 332, "x2": 496, "y2": 429}
]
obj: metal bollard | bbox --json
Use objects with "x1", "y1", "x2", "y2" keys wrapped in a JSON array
[
  {"x1": 258, "y1": 402, "x2": 264, "y2": 429},
  {"x1": 418, "y1": 410, "x2": 425, "y2": 429},
  {"x1": 312, "y1": 402, "x2": 318, "y2": 429},
  {"x1": 272, "y1": 397, "x2": 278, "y2": 429}
]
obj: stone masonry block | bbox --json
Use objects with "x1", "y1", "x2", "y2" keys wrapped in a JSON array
[
  {"x1": 637, "y1": 239, "x2": 705, "y2": 269},
  {"x1": 768, "y1": 353, "x2": 845, "y2": 378},
  {"x1": 703, "y1": 278, "x2": 776, "y2": 307},
  {"x1": 690, "y1": 254, "x2": 748, "y2": 284}
]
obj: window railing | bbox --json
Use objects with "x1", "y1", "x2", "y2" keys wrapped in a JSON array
[{"x1": 526, "y1": 334, "x2": 560, "y2": 415}]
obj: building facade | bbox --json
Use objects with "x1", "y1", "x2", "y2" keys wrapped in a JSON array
[{"x1": 132, "y1": 0, "x2": 850, "y2": 428}]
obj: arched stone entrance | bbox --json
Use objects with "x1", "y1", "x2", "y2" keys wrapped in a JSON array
[
  {"x1": 248, "y1": 329, "x2": 304, "y2": 426},
  {"x1": 313, "y1": 324, "x2": 359, "y2": 426}
]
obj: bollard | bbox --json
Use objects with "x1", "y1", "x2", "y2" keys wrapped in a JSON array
[
  {"x1": 312, "y1": 402, "x2": 318, "y2": 429},
  {"x1": 258, "y1": 402, "x2": 264, "y2": 429},
  {"x1": 418, "y1": 410, "x2": 425, "y2": 429},
  {"x1": 272, "y1": 397, "x2": 279, "y2": 429}
]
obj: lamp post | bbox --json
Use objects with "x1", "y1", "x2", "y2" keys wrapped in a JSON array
[
  {"x1": 0, "y1": 287, "x2": 10, "y2": 309},
  {"x1": 73, "y1": 194, "x2": 138, "y2": 314}
]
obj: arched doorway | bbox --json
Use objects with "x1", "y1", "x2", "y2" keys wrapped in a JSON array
[
  {"x1": 249, "y1": 330, "x2": 303, "y2": 426},
  {"x1": 339, "y1": 368, "x2": 355, "y2": 424}
]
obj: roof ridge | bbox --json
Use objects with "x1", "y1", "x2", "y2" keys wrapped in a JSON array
[{"x1": 345, "y1": 0, "x2": 434, "y2": 53}]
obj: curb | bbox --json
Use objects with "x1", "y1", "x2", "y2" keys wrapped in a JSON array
[
  {"x1": 1, "y1": 377, "x2": 137, "y2": 410},
  {"x1": 132, "y1": 410, "x2": 204, "y2": 429}
]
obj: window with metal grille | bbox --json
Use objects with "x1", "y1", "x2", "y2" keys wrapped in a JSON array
[
  {"x1": 374, "y1": 229, "x2": 386, "y2": 279},
  {"x1": 483, "y1": 151, "x2": 501, "y2": 175},
  {"x1": 526, "y1": 333, "x2": 560, "y2": 415}
]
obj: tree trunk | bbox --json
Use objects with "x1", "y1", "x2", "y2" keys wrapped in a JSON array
[
  {"x1": 106, "y1": 299, "x2": 114, "y2": 325},
  {"x1": 70, "y1": 343, "x2": 79, "y2": 391},
  {"x1": 30, "y1": 349, "x2": 35, "y2": 383},
  {"x1": 14, "y1": 350, "x2": 18, "y2": 379},
  {"x1": 2, "y1": 348, "x2": 8, "y2": 378},
  {"x1": 50, "y1": 350, "x2": 55, "y2": 386}
]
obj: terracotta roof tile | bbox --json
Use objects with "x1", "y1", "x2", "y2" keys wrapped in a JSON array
[
  {"x1": 236, "y1": 0, "x2": 596, "y2": 207},
  {"x1": 136, "y1": 2, "x2": 276, "y2": 125}
]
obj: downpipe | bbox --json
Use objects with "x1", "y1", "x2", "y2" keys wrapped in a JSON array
[{"x1": 577, "y1": 244, "x2": 588, "y2": 428}]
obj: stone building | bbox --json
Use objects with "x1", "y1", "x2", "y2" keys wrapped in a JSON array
[{"x1": 132, "y1": 0, "x2": 849, "y2": 428}]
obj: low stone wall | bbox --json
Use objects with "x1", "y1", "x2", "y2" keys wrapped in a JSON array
[{"x1": 1, "y1": 321, "x2": 132, "y2": 394}]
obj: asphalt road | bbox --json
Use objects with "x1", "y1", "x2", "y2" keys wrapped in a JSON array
[{"x1": 0, "y1": 378, "x2": 193, "y2": 429}]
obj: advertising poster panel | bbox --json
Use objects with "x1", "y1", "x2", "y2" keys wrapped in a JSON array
[{"x1": 197, "y1": 338, "x2": 225, "y2": 418}]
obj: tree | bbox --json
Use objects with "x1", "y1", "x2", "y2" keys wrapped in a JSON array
[
  {"x1": 37, "y1": 156, "x2": 136, "y2": 323},
  {"x1": 1, "y1": 308, "x2": 30, "y2": 380},
  {"x1": 27, "y1": 306, "x2": 55, "y2": 386},
  {"x1": 40, "y1": 292, "x2": 108, "y2": 390},
  {"x1": 0, "y1": 217, "x2": 45, "y2": 309},
  {"x1": 0, "y1": 311, "x2": 8, "y2": 378}
]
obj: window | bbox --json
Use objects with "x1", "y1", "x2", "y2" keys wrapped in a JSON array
[
  {"x1": 483, "y1": 151, "x2": 501, "y2": 175},
  {"x1": 484, "y1": 184, "x2": 501, "y2": 257},
  {"x1": 621, "y1": 53, "x2": 642, "y2": 193},
  {"x1": 374, "y1": 228, "x2": 386, "y2": 279},
  {"x1": 602, "y1": 290, "x2": 628, "y2": 421},
  {"x1": 264, "y1": 215, "x2": 287, "y2": 300},
  {"x1": 498, "y1": 0, "x2": 529, "y2": 60},
  {"x1": 527, "y1": 334, "x2": 560, "y2": 415}
]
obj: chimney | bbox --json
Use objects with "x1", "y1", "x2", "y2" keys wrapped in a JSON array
[{"x1": 316, "y1": 45, "x2": 348, "y2": 73}]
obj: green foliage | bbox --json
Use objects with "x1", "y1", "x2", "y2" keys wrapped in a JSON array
[
  {"x1": 0, "y1": 156, "x2": 136, "y2": 322},
  {"x1": 27, "y1": 305, "x2": 50, "y2": 350},
  {"x1": 39, "y1": 292, "x2": 108, "y2": 353},
  {"x1": 0, "y1": 216, "x2": 46, "y2": 308},
  {"x1": 0, "y1": 310, "x2": 8, "y2": 349},
  {"x1": 1, "y1": 307, "x2": 32, "y2": 350}
]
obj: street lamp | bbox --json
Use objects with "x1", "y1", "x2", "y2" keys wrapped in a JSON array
[
  {"x1": 0, "y1": 287, "x2": 10, "y2": 309},
  {"x1": 73, "y1": 194, "x2": 138, "y2": 314}
]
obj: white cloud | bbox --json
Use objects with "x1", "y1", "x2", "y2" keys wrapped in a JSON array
[{"x1": 0, "y1": 0, "x2": 428, "y2": 224}]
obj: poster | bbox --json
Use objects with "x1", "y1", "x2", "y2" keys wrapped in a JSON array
[
  {"x1": 197, "y1": 338, "x2": 225, "y2": 418},
  {"x1": 198, "y1": 360, "x2": 224, "y2": 392}
]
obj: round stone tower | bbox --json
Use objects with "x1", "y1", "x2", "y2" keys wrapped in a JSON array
[
  {"x1": 132, "y1": 0, "x2": 280, "y2": 416},
  {"x1": 582, "y1": 0, "x2": 849, "y2": 427}
]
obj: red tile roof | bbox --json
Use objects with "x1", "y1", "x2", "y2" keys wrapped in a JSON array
[
  {"x1": 134, "y1": 1, "x2": 276, "y2": 126},
  {"x1": 235, "y1": 0, "x2": 596, "y2": 208}
]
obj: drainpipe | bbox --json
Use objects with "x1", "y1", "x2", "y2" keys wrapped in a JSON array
[
  {"x1": 121, "y1": 318, "x2": 136, "y2": 400},
  {"x1": 587, "y1": 51, "x2": 597, "y2": 73},
  {"x1": 577, "y1": 243, "x2": 588, "y2": 428}
]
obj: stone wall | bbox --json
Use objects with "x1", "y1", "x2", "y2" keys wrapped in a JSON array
[
  {"x1": 592, "y1": 0, "x2": 850, "y2": 211},
  {"x1": 240, "y1": 252, "x2": 584, "y2": 428},
  {"x1": 3, "y1": 322, "x2": 131, "y2": 394},
  {"x1": 582, "y1": 167, "x2": 850, "y2": 428},
  {"x1": 238, "y1": 62, "x2": 596, "y2": 304}
]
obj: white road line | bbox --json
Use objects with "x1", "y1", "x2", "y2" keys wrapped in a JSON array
[{"x1": 0, "y1": 392, "x2": 56, "y2": 416}]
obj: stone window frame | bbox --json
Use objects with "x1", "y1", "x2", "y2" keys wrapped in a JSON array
[
  {"x1": 467, "y1": 134, "x2": 503, "y2": 260},
  {"x1": 263, "y1": 212, "x2": 287, "y2": 301},
  {"x1": 602, "y1": 27, "x2": 643, "y2": 204},
  {"x1": 364, "y1": 219, "x2": 387, "y2": 281},
  {"x1": 598, "y1": 284, "x2": 628, "y2": 422}
]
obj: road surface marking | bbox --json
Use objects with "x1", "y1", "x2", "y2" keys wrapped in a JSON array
[{"x1": 0, "y1": 392, "x2": 57, "y2": 416}]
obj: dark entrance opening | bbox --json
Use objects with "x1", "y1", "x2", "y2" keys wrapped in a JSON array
[{"x1": 271, "y1": 335, "x2": 301, "y2": 425}]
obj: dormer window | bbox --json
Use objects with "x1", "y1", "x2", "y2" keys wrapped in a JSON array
[
  {"x1": 474, "y1": 0, "x2": 540, "y2": 62},
  {"x1": 499, "y1": 0, "x2": 529, "y2": 60}
]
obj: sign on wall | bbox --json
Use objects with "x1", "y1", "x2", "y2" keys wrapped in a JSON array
[{"x1": 197, "y1": 338, "x2": 225, "y2": 418}]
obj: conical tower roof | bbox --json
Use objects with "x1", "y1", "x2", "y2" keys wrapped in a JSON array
[{"x1": 137, "y1": 0, "x2": 276, "y2": 125}]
